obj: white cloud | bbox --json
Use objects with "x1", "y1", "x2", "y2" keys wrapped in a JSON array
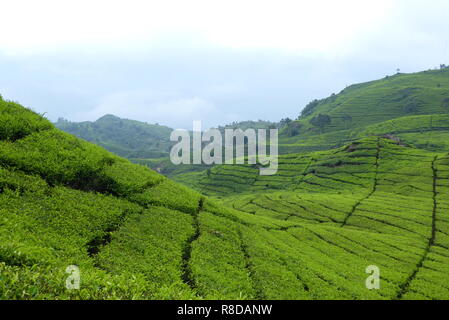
[
  {"x1": 205, "y1": 84, "x2": 246, "y2": 96},
  {"x1": 69, "y1": 90, "x2": 230, "y2": 129},
  {"x1": 2, "y1": 0, "x2": 449, "y2": 128},
  {"x1": 0, "y1": 0, "x2": 392, "y2": 55}
]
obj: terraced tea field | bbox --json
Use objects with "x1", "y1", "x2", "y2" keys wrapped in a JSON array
[
  {"x1": 173, "y1": 137, "x2": 449, "y2": 299},
  {"x1": 3, "y1": 79, "x2": 449, "y2": 299}
]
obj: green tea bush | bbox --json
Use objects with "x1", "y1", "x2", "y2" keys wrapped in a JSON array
[
  {"x1": 96, "y1": 206, "x2": 195, "y2": 296},
  {"x1": 0, "y1": 98, "x2": 53, "y2": 141},
  {"x1": 190, "y1": 212, "x2": 256, "y2": 299}
]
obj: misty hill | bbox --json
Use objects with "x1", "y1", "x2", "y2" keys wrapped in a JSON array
[
  {"x1": 56, "y1": 117, "x2": 280, "y2": 162},
  {"x1": 57, "y1": 69, "x2": 449, "y2": 176},
  {"x1": 55, "y1": 115, "x2": 174, "y2": 159},
  {"x1": 56, "y1": 117, "x2": 282, "y2": 176}
]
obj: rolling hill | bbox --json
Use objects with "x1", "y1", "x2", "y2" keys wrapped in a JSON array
[
  {"x1": 278, "y1": 67, "x2": 449, "y2": 154},
  {"x1": 168, "y1": 68, "x2": 449, "y2": 186},
  {"x1": 55, "y1": 115, "x2": 174, "y2": 159},
  {"x1": 57, "y1": 69, "x2": 449, "y2": 178},
  {"x1": 56, "y1": 117, "x2": 281, "y2": 176}
]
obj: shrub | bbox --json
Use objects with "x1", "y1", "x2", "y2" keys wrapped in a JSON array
[{"x1": 0, "y1": 99, "x2": 53, "y2": 141}]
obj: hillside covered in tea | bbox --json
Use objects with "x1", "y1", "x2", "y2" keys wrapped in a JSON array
[
  {"x1": 277, "y1": 68, "x2": 449, "y2": 154},
  {"x1": 2, "y1": 68, "x2": 449, "y2": 300}
]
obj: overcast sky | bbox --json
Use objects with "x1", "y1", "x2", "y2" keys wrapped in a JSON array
[{"x1": 1, "y1": 0, "x2": 449, "y2": 129}]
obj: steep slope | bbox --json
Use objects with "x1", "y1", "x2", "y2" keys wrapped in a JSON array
[
  {"x1": 298, "y1": 68, "x2": 449, "y2": 132},
  {"x1": 350, "y1": 114, "x2": 449, "y2": 151},
  {"x1": 0, "y1": 97, "x2": 204, "y2": 299},
  {"x1": 0, "y1": 97, "x2": 291, "y2": 299},
  {"x1": 279, "y1": 68, "x2": 449, "y2": 153}
]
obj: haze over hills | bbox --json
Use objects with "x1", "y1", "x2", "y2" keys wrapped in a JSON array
[
  {"x1": 56, "y1": 116, "x2": 282, "y2": 176},
  {"x1": 3, "y1": 66, "x2": 449, "y2": 300},
  {"x1": 168, "y1": 68, "x2": 449, "y2": 181},
  {"x1": 54, "y1": 68, "x2": 449, "y2": 198},
  {"x1": 55, "y1": 115, "x2": 174, "y2": 159},
  {"x1": 57, "y1": 68, "x2": 449, "y2": 173}
]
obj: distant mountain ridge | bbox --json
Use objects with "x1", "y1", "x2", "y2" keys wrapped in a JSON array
[
  {"x1": 55, "y1": 115, "x2": 174, "y2": 159},
  {"x1": 57, "y1": 68, "x2": 449, "y2": 177},
  {"x1": 56, "y1": 116, "x2": 281, "y2": 167}
]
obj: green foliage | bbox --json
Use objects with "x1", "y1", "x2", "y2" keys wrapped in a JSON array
[
  {"x1": 0, "y1": 98, "x2": 53, "y2": 141},
  {"x1": 271, "y1": 69, "x2": 449, "y2": 155},
  {"x1": 309, "y1": 114, "x2": 332, "y2": 132},
  {"x1": 279, "y1": 118, "x2": 293, "y2": 127},
  {"x1": 442, "y1": 97, "x2": 449, "y2": 109},
  {"x1": 283, "y1": 121, "x2": 302, "y2": 137},
  {"x1": 217, "y1": 120, "x2": 280, "y2": 132},
  {"x1": 129, "y1": 179, "x2": 202, "y2": 214},
  {"x1": 0, "y1": 128, "x2": 164, "y2": 197},
  {"x1": 181, "y1": 136, "x2": 449, "y2": 299},
  {"x1": 4, "y1": 69, "x2": 449, "y2": 300},
  {"x1": 301, "y1": 99, "x2": 320, "y2": 117},
  {"x1": 0, "y1": 98, "x2": 209, "y2": 299},
  {"x1": 55, "y1": 114, "x2": 174, "y2": 159},
  {"x1": 190, "y1": 212, "x2": 256, "y2": 299},
  {"x1": 96, "y1": 206, "x2": 196, "y2": 297}
]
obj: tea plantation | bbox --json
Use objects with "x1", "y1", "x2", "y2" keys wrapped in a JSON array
[
  {"x1": 276, "y1": 68, "x2": 449, "y2": 154},
  {"x1": 3, "y1": 71, "x2": 449, "y2": 300},
  {"x1": 177, "y1": 136, "x2": 449, "y2": 299}
]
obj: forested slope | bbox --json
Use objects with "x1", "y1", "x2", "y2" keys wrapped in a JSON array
[{"x1": 55, "y1": 115, "x2": 174, "y2": 159}]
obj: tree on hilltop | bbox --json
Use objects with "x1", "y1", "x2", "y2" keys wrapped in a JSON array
[{"x1": 310, "y1": 114, "x2": 331, "y2": 134}]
